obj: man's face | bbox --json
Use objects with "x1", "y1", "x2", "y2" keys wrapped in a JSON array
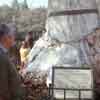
[{"x1": 4, "y1": 34, "x2": 15, "y2": 48}]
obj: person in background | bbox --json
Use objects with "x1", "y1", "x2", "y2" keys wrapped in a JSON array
[
  {"x1": 0, "y1": 23, "x2": 25, "y2": 100},
  {"x1": 20, "y1": 41, "x2": 31, "y2": 69},
  {"x1": 94, "y1": 53, "x2": 100, "y2": 100},
  {"x1": 25, "y1": 31, "x2": 33, "y2": 49}
]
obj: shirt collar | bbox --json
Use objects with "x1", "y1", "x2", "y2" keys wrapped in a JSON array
[{"x1": 0, "y1": 43, "x2": 8, "y2": 53}]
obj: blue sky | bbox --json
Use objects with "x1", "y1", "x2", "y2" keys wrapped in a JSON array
[{"x1": 0, "y1": 0, "x2": 48, "y2": 8}]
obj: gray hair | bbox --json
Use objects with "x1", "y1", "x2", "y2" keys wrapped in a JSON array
[
  {"x1": 0, "y1": 23, "x2": 17, "y2": 39},
  {"x1": 0, "y1": 24, "x2": 10, "y2": 38}
]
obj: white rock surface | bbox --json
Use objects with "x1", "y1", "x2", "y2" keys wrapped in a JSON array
[{"x1": 22, "y1": 0, "x2": 99, "y2": 99}]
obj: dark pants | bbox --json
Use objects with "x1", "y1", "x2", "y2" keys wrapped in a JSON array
[{"x1": 95, "y1": 91, "x2": 100, "y2": 100}]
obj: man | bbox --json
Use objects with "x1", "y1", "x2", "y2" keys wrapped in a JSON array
[
  {"x1": 0, "y1": 23, "x2": 24, "y2": 100},
  {"x1": 25, "y1": 31, "x2": 33, "y2": 49},
  {"x1": 94, "y1": 53, "x2": 100, "y2": 100}
]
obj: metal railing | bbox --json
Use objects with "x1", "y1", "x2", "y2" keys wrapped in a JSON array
[{"x1": 48, "y1": 66, "x2": 94, "y2": 100}]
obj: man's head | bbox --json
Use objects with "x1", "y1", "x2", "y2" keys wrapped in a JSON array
[{"x1": 0, "y1": 23, "x2": 17, "y2": 49}]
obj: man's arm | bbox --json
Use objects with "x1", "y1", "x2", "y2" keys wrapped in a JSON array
[
  {"x1": 8, "y1": 60, "x2": 25, "y2": 100},
  {"x1": 0, "y1": 56, "x2": 10, "y2": 100}
]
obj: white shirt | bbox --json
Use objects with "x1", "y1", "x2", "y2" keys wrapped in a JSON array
[{"x1": 0, "y1": 43, "x2": 8, "y2": 53}]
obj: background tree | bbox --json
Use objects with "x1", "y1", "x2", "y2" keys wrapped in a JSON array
[
  {"x1": 22, "y1": 0, "x2": 28, "y2": 9},
  {"x1": 12, "y1": 0, "x2": 19, "y2": 10},
  {"x1": 0, "y1": 0, "x2": 47, "y2": 40}
]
